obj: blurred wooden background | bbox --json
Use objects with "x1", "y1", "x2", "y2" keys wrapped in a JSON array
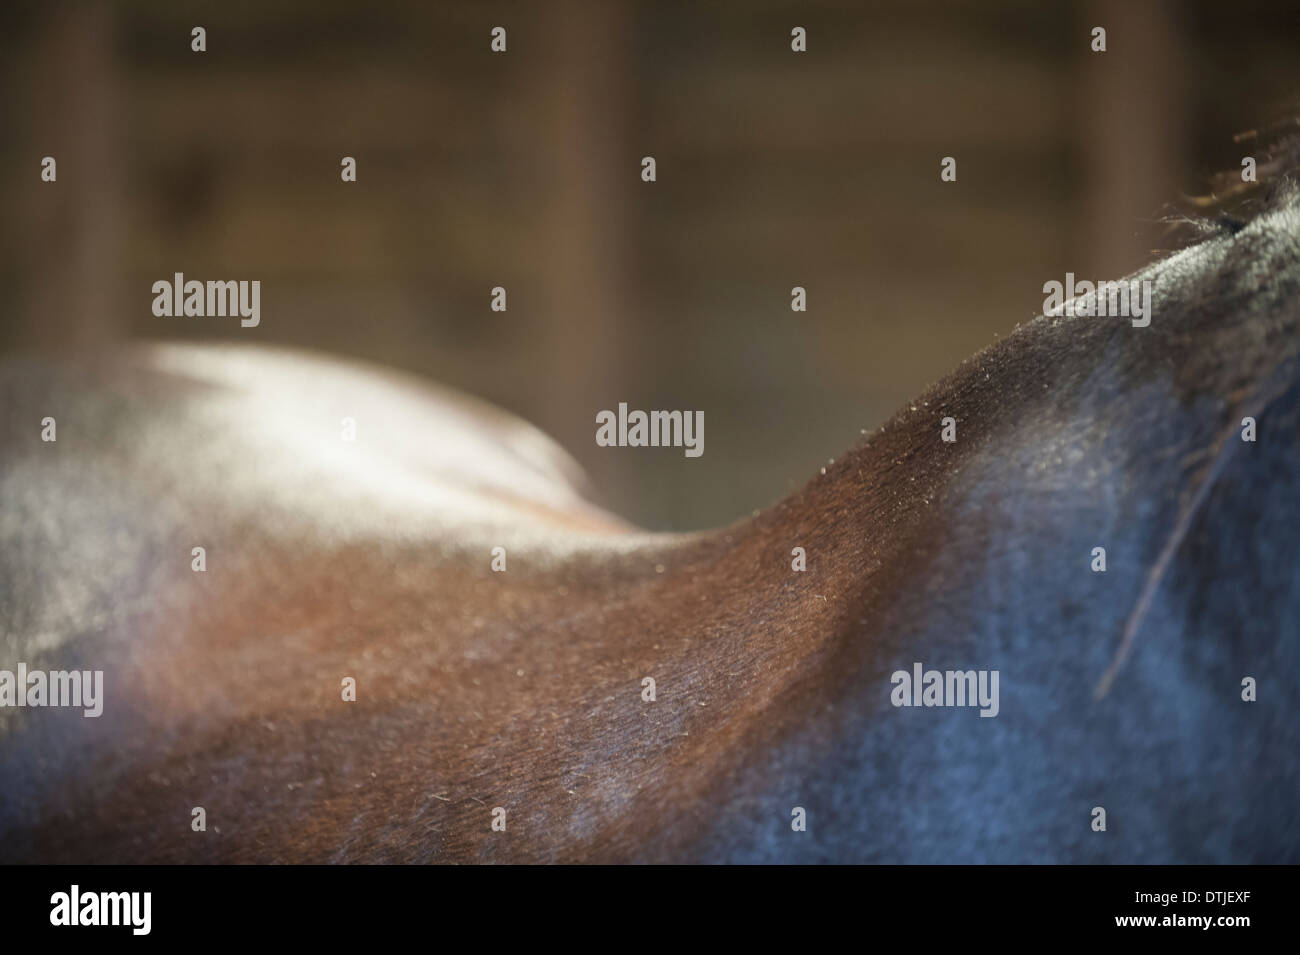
[{"x1": 3, "y1": 0, "x2": 1299, "y2": 529}]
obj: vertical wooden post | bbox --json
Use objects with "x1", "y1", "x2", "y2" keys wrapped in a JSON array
[
  {"x1": 1078, "y1": 0, "x2": 1189, "y2": 279},
  {"x1": 534, "y1": 0, "x2": 634, "y2": 490},
  {"x1": 21, "y1": 0, "x2": 123, "y2": 351}
]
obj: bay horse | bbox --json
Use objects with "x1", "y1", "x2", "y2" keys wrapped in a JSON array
[{"x1": 1, "y1": 166, "x2": 1298, "y2": 864}]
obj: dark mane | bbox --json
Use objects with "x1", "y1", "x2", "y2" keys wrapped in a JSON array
[{"x1": 1166, "y1": 121, "x2": 1300, "y2": 243}]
